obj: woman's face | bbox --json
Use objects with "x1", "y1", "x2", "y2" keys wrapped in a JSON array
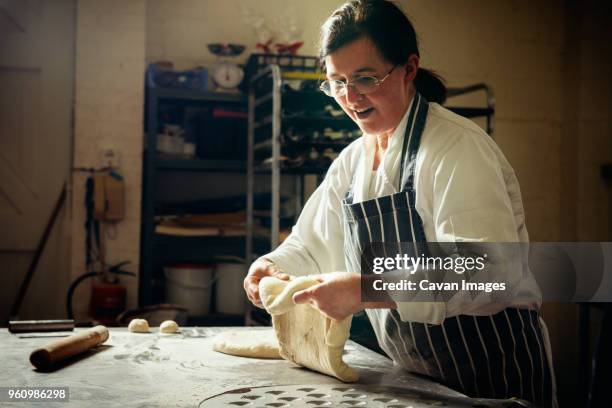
[{"x1": 324, "y1": 36, "x2": 415, "y2": 136}]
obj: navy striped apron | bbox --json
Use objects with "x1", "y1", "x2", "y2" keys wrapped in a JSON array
[{"x1": 341, "y1": 93, "x2": 554, "y2": 406}]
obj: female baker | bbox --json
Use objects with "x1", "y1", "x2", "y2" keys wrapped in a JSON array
[{"x1": 243, "y1": 0, "x2": 556, "y2": 406}]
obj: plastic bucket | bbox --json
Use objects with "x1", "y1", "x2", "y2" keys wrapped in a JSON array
[
  {"x1": 214, "y1": 256, "x2": 247, "y2": 315},
  {"x1": 164, "y1": 264, "x2": 215, "y2": 316}
]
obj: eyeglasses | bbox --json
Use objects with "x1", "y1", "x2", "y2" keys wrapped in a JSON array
[{"x1": 319, "y1": 66, "x2": 397, "y2": 97}]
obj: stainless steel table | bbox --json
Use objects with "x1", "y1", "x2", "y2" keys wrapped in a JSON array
[{"x1": 0, "y1": 327, "x2": 516, "y2": 407}]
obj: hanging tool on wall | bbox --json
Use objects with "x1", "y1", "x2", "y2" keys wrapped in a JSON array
[
  {"x1": 93, "y1": 170, "x2": 125, "y2": 222},
  {"x1": 68, "y1": 168, "x2": 134, "y2": 326},
  {"x1": 84, "y1": 168, "x2": 125, "y2": 274}
]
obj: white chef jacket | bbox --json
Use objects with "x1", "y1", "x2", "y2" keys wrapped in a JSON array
[{"x1": 264, "y1": 98, "x2": 541, "y2": 324}]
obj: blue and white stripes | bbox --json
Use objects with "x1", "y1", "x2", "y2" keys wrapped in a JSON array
[{"x1": 340, "y1": 93, "x2": 553, "y2": 406}]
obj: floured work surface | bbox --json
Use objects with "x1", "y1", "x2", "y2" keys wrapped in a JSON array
[{"x1": 0, "y1": 327, "x2": 464, "y2": 407}]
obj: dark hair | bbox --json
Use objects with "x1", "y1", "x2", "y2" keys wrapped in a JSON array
[{"x1": 319, "y1": 0, "x2": 446, "y2": 104}]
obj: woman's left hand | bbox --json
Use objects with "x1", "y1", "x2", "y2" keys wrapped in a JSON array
[{"x1": 292, "y1": 272, "x2": 363, "y2": 321}]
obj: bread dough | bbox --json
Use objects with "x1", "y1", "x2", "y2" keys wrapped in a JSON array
[
  {"x1": 160, "y1": 320, "x2": 179, "y2": 334},
  {"x1": 259, "y1": 276, "x2": 358, "y2": 382},
  {"x1": 128, "y1": 318, "x2": 149, "y2": 333},
  {"x1": 213, "y1": 329, "x2": 281, "y2": 359}
]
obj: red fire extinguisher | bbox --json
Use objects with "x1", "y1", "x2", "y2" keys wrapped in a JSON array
[
  {"x1": 67, "y1": 261, "x2": 135, "y2": 325},
  {"x1": 90, "y1": 278, "x2": 127, "y2": 326}
]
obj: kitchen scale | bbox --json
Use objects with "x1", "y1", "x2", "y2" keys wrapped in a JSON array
[{"x1": 208, "y1": 43, "x2": 245, "y2": 91}]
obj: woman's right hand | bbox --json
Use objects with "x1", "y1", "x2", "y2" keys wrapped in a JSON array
[{"x1": 243, "y1": 258, "x2": 290, "y2": 308}]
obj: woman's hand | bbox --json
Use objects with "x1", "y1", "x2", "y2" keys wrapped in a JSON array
[
  {"x1": 292, "y1": 272, "x2": 364, "y2": 321},
  {"x1": 243, "y1": 258, "x2": 290, "y2": 308}
]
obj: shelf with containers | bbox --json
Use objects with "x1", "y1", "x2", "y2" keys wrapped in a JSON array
[{"x1": 141, "y1": 85, "x2": 260, "y2": 325}]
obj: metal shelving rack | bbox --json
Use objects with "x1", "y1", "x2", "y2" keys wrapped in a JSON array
[
  {"x1": 247, "y1": 65, "x2": 283, "y2": 254},
  {"x1": 245, "y1": 64, "x2": 361, "y2": 325},
  {"x1": 246, "y1": 65, "x2": 362, "y2": 258},
  {"x1": 140, "y1": 87, "x2": 248, "y2": 325}
]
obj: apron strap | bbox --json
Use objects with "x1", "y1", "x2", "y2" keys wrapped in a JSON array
[
  {"x1": 399, "y1": 93, "x2": 429, "y2": 192},
  {"x1": 344, "y1": 92, "x2": 429, "y2": 204}
]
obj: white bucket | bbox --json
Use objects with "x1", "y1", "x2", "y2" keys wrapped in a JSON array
[
  {"x1": 214, "y1": 256, "x2": 247, "y2": 315},
  {"x1": 164, "y1": 264, "x2": 215, "y2": 316}
]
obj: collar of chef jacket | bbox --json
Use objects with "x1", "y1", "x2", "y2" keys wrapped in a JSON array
[{"x1": 352, "y1": 94, "x2": 416, "y2": 204}]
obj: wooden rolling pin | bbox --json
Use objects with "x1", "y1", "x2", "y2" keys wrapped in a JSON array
[{"x1": 29, "y1": 325, "x2": 109, "y2": 370}]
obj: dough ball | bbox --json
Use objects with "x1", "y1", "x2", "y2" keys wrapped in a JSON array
[
  {"x1": 160, "y1": 320, "x2": 179, "y2": 334},
  {"x1": 128, "y1": 318, "x2": 149, "y2": 333}
]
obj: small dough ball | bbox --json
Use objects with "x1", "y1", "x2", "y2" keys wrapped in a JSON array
[
  {"x1": 128, "y1": 318, "x2": 149, "y2": 333},
  {"x1": 160, "y1": 320, "x2": 179, "y2": 334}
]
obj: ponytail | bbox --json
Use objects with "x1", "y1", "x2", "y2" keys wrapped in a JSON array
[{"x1": 414, "y1": 68, "x2": 447, "y2": 104}]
